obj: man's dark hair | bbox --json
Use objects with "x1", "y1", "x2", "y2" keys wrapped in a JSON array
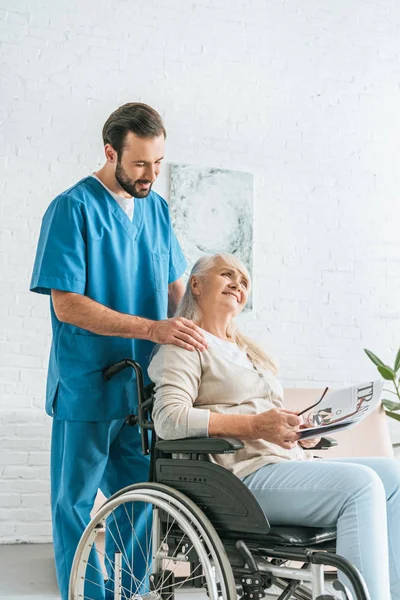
[{"x1": 102, "y1": 102, "x2": 166, "y2": 155}]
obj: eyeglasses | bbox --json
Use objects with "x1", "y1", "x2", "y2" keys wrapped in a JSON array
[
  {"x1": 297, "y1": 387, "x2": 329, "y2": 418},
  {"x1": 297, "y1": 387, "x2": 368, "y2": 427}
]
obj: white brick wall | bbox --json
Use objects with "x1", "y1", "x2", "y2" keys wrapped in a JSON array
[{"x1": 1, "y1": 0, "x2": 399, "y2": 542}]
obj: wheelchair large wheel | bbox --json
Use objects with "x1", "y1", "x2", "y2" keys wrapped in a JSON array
[{"x1": 69, "y1": 483, "x2": 236, "y2": 600}]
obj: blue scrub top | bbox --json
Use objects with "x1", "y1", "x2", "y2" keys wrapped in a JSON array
[{"x1": 30, "y1": 176, "x2": 187, "y2": 421}]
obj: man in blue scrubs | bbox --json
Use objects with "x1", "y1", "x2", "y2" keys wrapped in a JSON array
[{"x1": 30, "y1": 103, "x2": 207, "y2": 600}]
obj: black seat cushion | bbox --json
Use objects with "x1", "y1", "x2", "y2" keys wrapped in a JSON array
[{"x1": 263, "y1": 525, "x2": 337, "y2": 546}]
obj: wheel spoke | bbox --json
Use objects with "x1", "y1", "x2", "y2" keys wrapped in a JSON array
[
  {"x1": 86, "y1": 544, "x2": 147, "y2": 594},
  {"x1": 162, "y1": 533, "x2": 195, "y2": 577},
  {"x1": 135, "y1": 509, "x2": 183, "y2": 594},
  {"x1": 103, "y1": 523, "x2": 150, "y2": 595},
  {"x1": 160, "y1": 571, "x2": 207, "y2": 600},
  {"x1": 130, "y1": 501, "x2": 134, "y2": 599},
  {"x1": 121, "y1": 501, "x2": 150, "y2": 567},
  {"x1": 80, "y1": 575, "x2": 132, "y2": 598},
  {"x1": 108, "y1": 511, "x2": 149, "y2": 594},
  {"x1": 152, "y1": 538, "x2": 203, "y2": 599}
]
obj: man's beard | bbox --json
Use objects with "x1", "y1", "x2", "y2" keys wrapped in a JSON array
[{"x1": 115, "y1": 160, "x2": 153, "y2": 198}]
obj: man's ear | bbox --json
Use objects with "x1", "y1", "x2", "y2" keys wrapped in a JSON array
[{"x1": 104, "y1": 143, "x2": 117, "y2": 164}]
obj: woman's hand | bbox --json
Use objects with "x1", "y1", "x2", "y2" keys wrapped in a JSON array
[
  {"x1": 298, "y1": 435, "x2": 321, "y2": 449},
  {"x1": 298, "y1": 421, "x2": 321, "y2": 449},
  {"x1": 252, "y1": 408, "x2": 302, "y2": 449},
  {"x1": 209, "y1": 409, "x2": 301, "y2": 448}
]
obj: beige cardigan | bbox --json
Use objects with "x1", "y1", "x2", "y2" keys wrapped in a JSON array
[{"x1": 148, "y1": 344, "x2": 313, "y2": 479}]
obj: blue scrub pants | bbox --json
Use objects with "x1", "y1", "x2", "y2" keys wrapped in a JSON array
[
  {"x1": 51, "y1": 418, "x2": 150, "y2": 600},
  {"x1": 243, "y1": 457, "x2": 400, "y2": 600}
]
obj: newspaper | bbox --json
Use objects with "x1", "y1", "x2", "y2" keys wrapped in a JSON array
[{"x1": 298, "y1": 379, "x2": 384, "y2": 440}]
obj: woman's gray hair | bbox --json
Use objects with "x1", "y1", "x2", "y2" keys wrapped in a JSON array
[{"x1": 175, "y1": 253, "x2": 278, "y2": 374}]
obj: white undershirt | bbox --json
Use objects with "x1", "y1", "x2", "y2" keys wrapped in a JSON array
[
  {"x1": 200, "y1": 328, "x2": 255, "y2": 370},
  {"x1": 91, "y1": 174, "x2": 134, "y2": 222}
]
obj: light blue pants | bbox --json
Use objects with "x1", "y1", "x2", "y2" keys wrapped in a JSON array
[
  {"x1": 243, "y1": 457, "x2": 400, "y2": 600},
  {"x1": 51, "y1": 418, "x2": 150, "y2": 600}
]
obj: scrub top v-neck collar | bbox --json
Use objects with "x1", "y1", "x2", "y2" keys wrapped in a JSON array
[
  {"x1": 91, "y1": 174, "x2": 134, "y2": 222},
  {"x1": 89, "y1": 175, "x2": 144, "y2": 241}
]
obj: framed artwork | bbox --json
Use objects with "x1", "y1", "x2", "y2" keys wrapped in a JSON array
[{"x1": 169, "y1": 164, "x2": 254, "y2": 309}]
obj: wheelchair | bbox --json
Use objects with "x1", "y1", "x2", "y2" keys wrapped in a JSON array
[{"x1": 69, "y1": 359, "x2": 371, "y2": 600}]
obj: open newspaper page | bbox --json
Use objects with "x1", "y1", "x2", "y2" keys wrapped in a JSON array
[{"x1": 298, "y1": 380, "x2": 384, "y2": 440}]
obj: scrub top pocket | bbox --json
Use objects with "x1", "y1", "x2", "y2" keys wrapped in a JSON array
[
  {"x1": 151, "y1": 252, "x2": 169, "y2": 292},
  {"x1": 55, "y1": 331, "x2": 136, "y2": 420},
  {"x1": 58, "y1": 332, "x2": 130, "y2": 391}
]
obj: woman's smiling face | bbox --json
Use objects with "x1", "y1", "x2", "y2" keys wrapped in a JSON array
[{"x1": 191, "y1": 258, "x2": 250, "y2": 317}]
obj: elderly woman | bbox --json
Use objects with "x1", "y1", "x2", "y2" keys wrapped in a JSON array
[{"x1": 148, "y1": 253, "x2": 400, "y2": 600}]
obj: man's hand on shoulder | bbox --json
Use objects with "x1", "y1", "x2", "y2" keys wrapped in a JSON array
[
  {"x1": 51, "y1": 289, "x2": 207, "y2": 351},
  {"x1": 148, "y1": 317, "x2": 208, "y2": 352}
]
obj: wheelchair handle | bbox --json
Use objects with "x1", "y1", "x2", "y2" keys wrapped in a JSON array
[
  {"x1": 103, "y1": 358, "x2": 145, "y2": 408},
  {"x1": 104, "y1": 358, "x2": 137, "y2": 381},
  {"x1": 103, "y1": 358, "x2": 150, "y2": 454}
]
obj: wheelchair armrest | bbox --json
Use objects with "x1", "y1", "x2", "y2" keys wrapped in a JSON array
[
  {"x1": 155, "y1": 437, "x2": 244, "y2": 455},
  {"x1": 312, "y1": 436, "x2": 338, "y2": 450}
]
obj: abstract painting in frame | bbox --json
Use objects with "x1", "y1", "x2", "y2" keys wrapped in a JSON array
[{"x1": 169, "y1": 164, "x2": 254, "y2": 309}]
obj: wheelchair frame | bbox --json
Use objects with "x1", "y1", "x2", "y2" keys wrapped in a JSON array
[{"x1": 69, "y1": 358, "x2": 372, "y2": 600}]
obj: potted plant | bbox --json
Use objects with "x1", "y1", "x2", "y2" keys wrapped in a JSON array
[{"x1": 364, "y1": 348, "x2": 400, "y2": 453}]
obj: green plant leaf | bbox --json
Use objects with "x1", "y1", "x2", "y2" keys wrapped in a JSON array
[
  {"x1": 378, "y1": 365, "x2": 396, "y2": 381},
  {"x1": 385, "y1": 411, "x2": 400, "y2": 422},
  {"x1": 364, "y1": 348, "x2": 386, "y2": 368},
  {"x1": 382, "y1": 399, "x2": 400, "y2": 412},
  {"x1": 395, "y1": 348, "x2": 400, "y2": 372}
]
